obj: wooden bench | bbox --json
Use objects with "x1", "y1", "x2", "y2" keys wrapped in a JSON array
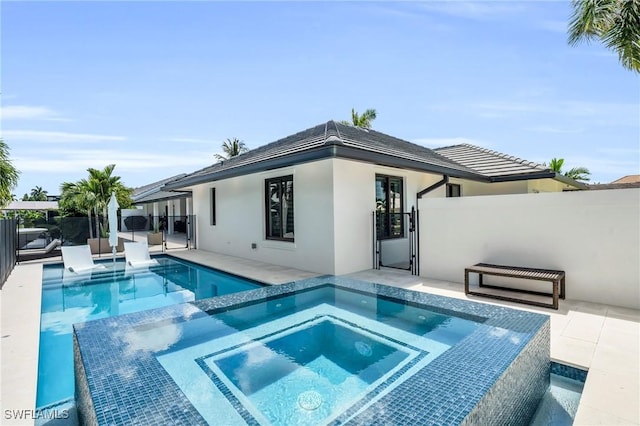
[{"x1": 464, "y1": 263, "x2": 565, "y2": 310}]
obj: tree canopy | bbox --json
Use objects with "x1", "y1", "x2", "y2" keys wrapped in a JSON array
[
  {"x1": 23, "y1": 186, "x2": 48, "y2": 201},
  {"x1": 215, "y1": 138, "x2": 248, "y2": 162},
  {"x1": 548, "y1": 157, "x2": 592, "y2": 182},
  {"x1": 59, "y1": 164, "x2": 133, "y2": 238},
  {"x1": 340, "y1": 108, "x2": 377, "y2": 129},
  {"x1": 0, "y1": 139, "x2": 20, "y2": 208},
  {"x1": 569, "y1": 0, "x2": 640, "y2": 73}
]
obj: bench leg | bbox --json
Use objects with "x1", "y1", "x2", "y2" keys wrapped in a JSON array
[
  {"x1": 478, "y1": 273, "x2": 484, "y2": 287},
  {"x1": 552, "y1": 281, "x2": 558, "y2": 310},
  {"x1": 560, "y1": 277, "x2": 566, "y2": 299},
  {"x1": 464, "y1": 270, "x2": 470, "y2": 295}
]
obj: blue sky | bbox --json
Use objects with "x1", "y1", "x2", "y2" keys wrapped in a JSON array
[{"x1": 2, "y1": 1, "x2": 638, "y2": 198}]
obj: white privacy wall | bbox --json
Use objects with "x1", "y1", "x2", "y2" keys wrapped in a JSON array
[{"x1": 419, "y1": 188, "x2": 640, "y2": 309}]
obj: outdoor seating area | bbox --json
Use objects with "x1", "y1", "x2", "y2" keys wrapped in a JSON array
[
  {"x1": 16, "y1": 238, "x2": 62, "y2": 262},
  {"x1": 61, "y1": 245, "x2": 107, "y2": 273},
  {"x1": 464, "y1": 263, "x2": 566, "y2": 310},
  {"x1": 124, "y1": 241, "x2": 159, "y2": 267}
]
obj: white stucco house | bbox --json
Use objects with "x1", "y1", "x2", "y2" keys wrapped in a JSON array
[
  {"x1": 162, "y1": 120, "x2": 585, "y2": 276},
  {"x1": 127, "y1": 174, "x2": 192, "y2": 235}
]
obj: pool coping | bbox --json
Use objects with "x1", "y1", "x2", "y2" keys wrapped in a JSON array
[{"x1": 73, "y1": 275, "x2": 550, "y2": 425}]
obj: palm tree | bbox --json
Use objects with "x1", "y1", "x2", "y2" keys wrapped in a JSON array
[
  {"x1": 568, "y1": 0, "x2": 640, "y2": 73},
  {"x1": 29, "y1": 186, "x2": 48, "y2": 201},
  {"x1": 564, "y1": 166, "x2": 592, "y2": 182},
  {"x1": 548, "y1": 158, "x2": 565, "y2": 173},
  {"x1": 340, "y1": 108, "x2": 378, "y2": 129},
  {"x1": 60, "y1": 180, "x2": 98, "y2": 238},
  {"x1": 86, "y1": 164, "x2": 132, "y2": 236},
  {"x1": 0, "y1": 139, "x2": 20, "y2": 208},
  {"x1": 214, "y1": 138, "x2": 248, "y2": 161},
  {"x1": 547, "y1": 157, "x2": 591, "y2": 182},
  {"x1": 59, "y1": 164, "x2": 132, "y2": 238}
]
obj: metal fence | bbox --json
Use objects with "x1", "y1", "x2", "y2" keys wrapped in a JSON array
[
  {"x1": 14, "y1": 214, "x2": 196, "y2": 261},
  {"x1": 118, "y1": 214, "x2": 196, "y2": 252},
  {"x1": 0, "y1": 218, "x2": 18, "y2": 288}
]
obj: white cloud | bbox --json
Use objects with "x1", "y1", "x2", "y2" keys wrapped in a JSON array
[
  {"x1": 1, "y1": 105, "x2": 69, "y2": 121},
  {"x1": 525, "y1": 126, "x2": 583, "y2": 134},
  {"x1": 3, "y1": 130, "x2": 126, "y2": 143},
  {"x1": 417, "y1": 1, "x2": 528, "y2": 21},
  {"x1": 462, "y1": 100, "x2": 639, "y2": 127},
  {"x1": 568, "y1": 155, "x2": 639, "y2": 177},
  {"x1": 13, "y1": 148, "x2": 214, "y2": 173},
  {"x1": 167, "y1": 137, "x2": 216, "y2": 144}
]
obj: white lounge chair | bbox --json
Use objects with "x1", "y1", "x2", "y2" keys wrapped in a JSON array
[
  {"x1": 61, "y1": 245, "x2": 107, "y2": 273},
  {"x1": 124, "y1": 241, "x2": 159, "y2": 268}
]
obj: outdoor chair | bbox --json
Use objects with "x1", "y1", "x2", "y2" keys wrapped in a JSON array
[
  {"x1": 124, "y1": 241, "x2": 159, "y2": 268},
  {"x1": 61, "y1": 245, "x2": 107, "y2": 273}
]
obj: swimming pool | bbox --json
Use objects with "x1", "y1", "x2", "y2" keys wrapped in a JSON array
[
  {"x1": 74, "y1": 276, "x2": 551, "y2": 425},
  {"x1": 37, "y1": 255, "x2": 263, "y2": 409}
]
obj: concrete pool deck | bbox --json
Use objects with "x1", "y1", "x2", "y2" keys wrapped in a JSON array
[{"x1": 1, "y1": 249, "x2": 638, "y2": 425}]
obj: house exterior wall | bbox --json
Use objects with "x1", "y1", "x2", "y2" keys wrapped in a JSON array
[
  {"x1": 332, "y1": 159, "x2": 443, "y2": 275},
  {"x1": 190, "y1": 157, "x2": 446, "y2": 276},
  {"x1": 188, "y1": 156, "x2": 584, "y2": 278},
  {"x1": 332, "y1": 160, "x2": 374, "y2": 275},
  {"x1": 418, "y1": 188, "x2": 640, "y2": 309},
  {"x1": 192, "y1": 159, "x2": 335, "y2": 275},
  {"x1": 449, "y1": 177, "x2": 574, "y2": 196},
  {"x1": 449, "y1": 179, "x2": 527, "y2": 196}
]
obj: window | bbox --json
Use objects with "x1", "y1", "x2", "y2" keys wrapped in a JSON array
[
  {"x1": 265, "y1": 175, "x2": 294, "y2": 241},
  {"x1": 375, "y1": 174, "x2": 404, "y2": 239},
  {"x1": 210, "y1": 188, "x2": 216, "y2": 225},
  {"x1": 446, "y1": 183, "x2": 461, "y2": 198}
]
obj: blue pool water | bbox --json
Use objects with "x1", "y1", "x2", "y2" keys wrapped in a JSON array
[
  {"x1": 531, "y1": 369, "x2": 585, "y2": 425},
  {"x1": 36, "y1": 255, "x2": 263, "y2": 409},
  {"x1": 68, "y1": 274, "x2": 584, "y2": 425},
  {"x1": 204, "y1": 317, "x2": 416, "y2": 425},
  {"x1": 155, "y1": 285, "x2": 478, "y2": 424}
]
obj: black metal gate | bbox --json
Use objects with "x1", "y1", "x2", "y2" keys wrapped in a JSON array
[{"x1": 372, "y1": 207, "x2": 418, "y2": 275}]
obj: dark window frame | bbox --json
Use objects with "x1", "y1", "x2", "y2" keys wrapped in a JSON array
[
  {"x1": 265, "y1": 175, "x2": 294, "y2": 242},
  {"x1": 210, "y1": 187, "x2": 216, "y2": 225},
  {"x1": 446, "y1": 183, "x2": 461, "y2": 198},
  {"x1": 375, "y1": 174, "x2": 405, "y2": 240}
]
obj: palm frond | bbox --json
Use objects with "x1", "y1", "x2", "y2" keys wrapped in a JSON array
[
  {"x1": 601, "y1": 0, "x2": 640, "y2": 72},
  {"x1": 565, "y1": 166, "x2": 591, "y2": 181},
  {"x1": 568, "y1": 0, "x2": 639, "y2": 73},
  {"x1": 549, "y1": 158, "x2": 565, "y2": 172}
]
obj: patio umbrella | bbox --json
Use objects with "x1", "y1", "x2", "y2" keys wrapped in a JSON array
[{"x1": 107, "y1": 192, "x2": 120, "y2": 263}]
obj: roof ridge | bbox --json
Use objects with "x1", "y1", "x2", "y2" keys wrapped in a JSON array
[
  {"x1": 332, "y1": 120, "x2": 342, "y2": 140},
  {"x1": 324, "y1": 120, "x2": 343, "y2": 144}
]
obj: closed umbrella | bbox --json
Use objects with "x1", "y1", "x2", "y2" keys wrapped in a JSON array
[{"x1": 107, "y1": 192, "x2": 120, "y2": 263}]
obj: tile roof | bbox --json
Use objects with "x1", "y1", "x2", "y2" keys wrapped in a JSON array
[
  {"x1": 433, "y1": 143, "x2": 549, "y2": 177},
  {"x1": 610, "y1": 174, "x2": 640, "y2": 184},
  {"x1": 132, "y1": 174, "x2": 189, "y2": 204},
  {"x1": 588, "y1": 182, "x2": 640, "y2": 190},
  {"x1": 164, "y1": 121, "x2": 485, "y2": 190},
  {"x1": 132, "y1": 174, "x2": 187, "y2": 197},
  {"x1": 133, "y1": 190, "x2": 190, "y2": 204}
]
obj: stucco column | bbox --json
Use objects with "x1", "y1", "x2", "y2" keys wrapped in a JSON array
[
  {"x1": 186, "y1": 197, "x2": 192, "y2": 247},
  {"x1": 167, "y1": 201, "x2": 174, "y2": 235},
  {"x1": 152, "y1": 202, "x2": 159, "y2": 231}
]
